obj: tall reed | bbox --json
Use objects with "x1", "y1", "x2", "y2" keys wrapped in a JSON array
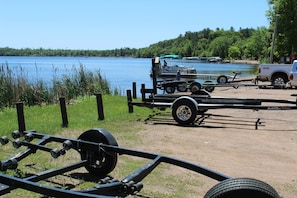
[{"x1": 0, "y1": 62, "x2": 113, "y2": 109}]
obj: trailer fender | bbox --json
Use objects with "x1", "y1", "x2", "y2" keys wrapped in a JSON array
[{"x1": 171, "y1": 96, "x2": 199, "y2": 125}]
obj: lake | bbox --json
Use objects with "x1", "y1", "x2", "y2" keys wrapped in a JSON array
[{"x1": 0, "y1": 56, "x2": 258, "y2": 95}]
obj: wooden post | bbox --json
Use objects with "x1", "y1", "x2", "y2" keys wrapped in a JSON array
[
  {"x1": 96, "y1": 93, "x2": 104, "y2": 120},
  {"x1": 132, "y1": 82, "x2": 137, "y2": 99},
  {"x1": 16, "y1": 102, "x2": 26, "y2": 133},
  {"x1": 152, "y1": 57, "x2": 159, "y2": 94},
  {"x1": 59, "y1": 98, "x2": 68, "y2": 127},
  {"x1": 141, "y1": 84, "x2": 145, "y2": 102},
  {"x1": 127, "y1": 90, "x2": 133, "y2": 113}
]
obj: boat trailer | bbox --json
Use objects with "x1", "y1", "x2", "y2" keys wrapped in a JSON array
[
  {"x1": 0, "y1": 128, "x2": 280, "y2": 197},
  {"x1": 151, "y1": 57, "x2": 258, "y2": 94},
  {"x1": 128, "y1": 90, "x2": 297, "y2": 126}
]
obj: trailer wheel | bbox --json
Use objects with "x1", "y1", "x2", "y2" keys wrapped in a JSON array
[
  {"x1": 217, "y1": 75, "x2": 228, "y2": 84},
  {"x1": 165, "y1": 86, "x2": 175, "y2": 94},
  {"x1": 190, "y1": 82, "x2": 201, "y2": 94},
  {"x1": 205, "y1": 85, "x2": 215, "y2": 92},
  {"x1": 177, "y1": 85, "x2": 187, "y2": 92},
  {"x1": 172, "y1": 97, "x2": 198, "y2": 125},
  {"x1": 204, "y1": 178, "x2": 280, "y2": 198},
  {"x1": 78, "y1": 128, "x2": 118, "y2": 177},
  {"x1": 203, "y1": 81, "x2": 215, "y2": 92}
]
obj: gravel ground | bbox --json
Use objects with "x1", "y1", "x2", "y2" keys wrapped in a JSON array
[{"x1": 126, "y1": 84, "x2": 297, "y2": 197}]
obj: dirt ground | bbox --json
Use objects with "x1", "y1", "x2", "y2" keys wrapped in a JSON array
[{"x1": 126, "y1": 83, "x2": 297, "y2": 197}]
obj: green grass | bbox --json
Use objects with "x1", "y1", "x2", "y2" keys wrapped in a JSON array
[
  {"x1": 2, "y1": 95, "x2": 200, "y2": 197},
  {"x1": 0, "y1": 95, "x2": 151, "y2": 135}
]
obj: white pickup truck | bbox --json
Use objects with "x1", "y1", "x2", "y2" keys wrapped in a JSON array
[{"x1": 257, "y1": 63, "x2": 292, "y2": 87}]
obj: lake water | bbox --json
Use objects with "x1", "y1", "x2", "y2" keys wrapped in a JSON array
[{"x1": 0, "y1": 56, "x2": 258, "y2": 95}]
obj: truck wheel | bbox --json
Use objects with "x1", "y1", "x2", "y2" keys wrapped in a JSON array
[
  {"x1": 172, "y1": 97, "x2": 198, "y2": 125},
  {"x1": 204, "y1": 178, "x2": 280, "y2": 198},
  {"x1": 190, "y1": 82, "x2": 201, "y2": 94},
  {"x1": 78, "y1": 128, "x2": 118, "y2": 177},
  {"x1": 217, "y1": 75, "x2": 228, "y2": 84},
  {"x1": 165, "y1": 86, "x2": 175, "y2": 93},
  {"x1": 271, "y1": 75, "x2": 287, "y2": 88}
]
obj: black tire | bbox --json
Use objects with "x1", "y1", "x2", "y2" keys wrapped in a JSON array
[
  {"x1": 271, "y1": 74, "x2": 287, "y2": 88},
  {"x1": 177, "y1": 84, "x2": 187, "y2": 92},
  {"x1": 217, "y1": 75, "x2": 228, "y2": 84},
  {"x1": 204, "y1": 178, "x2": 280, "y2": 198},
  {"x1": 205, "y1": 86, "x2": 215, "y2": 92},
  {"x1": 78, "y1": 128, "x2": 118, "y2": 177},
  {"x1": 165, "y1": 86, "x2": 175, "y2": 93},
  {"x1": 190, "y1": 82, "x2": 201, "y2": 93},
  {"x1": 190, "y1": 90, "x2": 211, "y2": 97},
  {"x1": 172, "y1": 97, "x2": 197, "y2": 125}
]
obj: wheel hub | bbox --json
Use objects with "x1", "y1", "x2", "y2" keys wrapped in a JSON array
[{"x1": 176, "y1": 105, "x2": 192, "y2": 121}]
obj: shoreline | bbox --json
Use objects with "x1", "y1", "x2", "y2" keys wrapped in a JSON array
[{"x1": 230, "y1": 59, "x2": 259, "y2": 65}]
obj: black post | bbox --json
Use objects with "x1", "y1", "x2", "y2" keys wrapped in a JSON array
[
  {"x1": 96, "y1": 93, "x2": 104, "y2": 120},
  {"x1": 152, "y1": 57, "x2": 159, "y2": 94},
  {"x1": 59, "y1": 98, "x2": 68, "y2": 127},
  {"x1": 127, "y1": 90, "x2": 133, "y2": 113},
  {"x1": 141, "y1": 84, "x2": 145, "y2": 102},
  {"x1": 132, "y1": 82, "x2": 137, "y2": 99},
  {"x1": 16, "y1": 102, "x2": 26, "y2": 134}
]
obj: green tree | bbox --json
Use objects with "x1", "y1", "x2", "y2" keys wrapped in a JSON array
[
  {"x1": 242, "y1": 27, "x2": 270, "y2": 60},
  {"x1": 268, "y1": 0, "x2": 297, "y2": 60},
  {"x1": 228, "y1": 46, "x2": 241, "y2": 59}
]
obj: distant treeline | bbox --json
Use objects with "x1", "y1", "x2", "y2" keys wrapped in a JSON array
[{"x1": 0, "y1": 27, "x2": 280, "y2": 62}]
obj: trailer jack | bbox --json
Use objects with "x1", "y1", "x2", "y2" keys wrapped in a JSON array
[{"x1": 0, "y1": 128, "x2": 280, "y2": 197}]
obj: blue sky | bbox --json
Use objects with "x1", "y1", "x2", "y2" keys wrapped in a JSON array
[{"x1": 1, "y1": 0, "x2": 270, "y2": 50}]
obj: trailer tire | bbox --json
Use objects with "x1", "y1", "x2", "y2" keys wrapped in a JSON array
[
  {"x1": 177, "y1": 85, "x2": 187, "y2": 92},
  {"x1": 172, "y1": 97, "x2": 198, "y2": 125},
  {"x1": 78, "y1": 128, "x2": 118, "y2": 177},
  {"x1": 165, "y1": 86, "x2": 175, "y2": 94},
  {"x1": 217, "y1": 75, "x2": 228, "y2": 84},
  {"x1": 205, "y1": 85, "x2": 215, "y2": 92},
  {"x1": 204, "y1": 178, "x2": 280, "y2": 198},
  {"x1": 190, "y1": 82, "x2": 201, "y2": 93}
]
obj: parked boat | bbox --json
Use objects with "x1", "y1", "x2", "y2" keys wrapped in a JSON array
[{"x1": 150, "y1": 63, "x2": 197, "y2": 78}]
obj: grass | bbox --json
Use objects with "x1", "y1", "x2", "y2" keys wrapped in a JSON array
[
  {"x1": 0, "y1": 63, "x2": 113, "y2": 108},
  {"x1": 1, "y1": 94, "x2": 205, "y2": 197},
  {"x1": 0, "y1": 95, "x2": 149, "y2": 135}
]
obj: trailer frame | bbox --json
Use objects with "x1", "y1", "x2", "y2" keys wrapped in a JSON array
[
  {"x1": 0, "y1": 129, "x2": 280, "y2": 197},
  {"x1": 129, "y1": 87, "x2": 297, "y2": 126},
  {"x1": 151, "y1": 57, "x2": 259, "y2": 94}
]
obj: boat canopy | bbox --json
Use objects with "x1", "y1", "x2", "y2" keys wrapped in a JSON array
[{"x1": 160, "y1": 54, "x2": 182, "y2": 59}]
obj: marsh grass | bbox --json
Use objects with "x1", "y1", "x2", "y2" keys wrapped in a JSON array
[{"x1": 0, "y1": 63, "x2": 114, "y2": 109}]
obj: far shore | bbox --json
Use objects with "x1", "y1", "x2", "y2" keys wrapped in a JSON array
[{"x1": 230, "y1": 59, "x2": 259, "y2": 65}]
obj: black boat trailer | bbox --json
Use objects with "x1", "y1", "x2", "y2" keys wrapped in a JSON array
[
  {"x1": 129, "y1": 90, "x2": 297, "y2": 125},
  {"x1": 0, "y1": 128, "x2": 280, "y2": 197},
  {"x1": 151, "y1": 57, "x2": 258, "y2": 94},
  {"x1": 155, "y1": 71, "x2": 251, "y2": 94}
]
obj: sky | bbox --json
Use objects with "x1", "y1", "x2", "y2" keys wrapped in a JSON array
[{"x1": 1, "y1": 0, "x2": 270, "y2": 50}]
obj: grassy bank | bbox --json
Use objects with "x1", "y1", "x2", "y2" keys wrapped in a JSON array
[
  {"x1": 0, "y1": 95, "x2": 172, "y2": 197},
  {"x1": 0, "y1": 63, "x2": 114, "y2": 109}
]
